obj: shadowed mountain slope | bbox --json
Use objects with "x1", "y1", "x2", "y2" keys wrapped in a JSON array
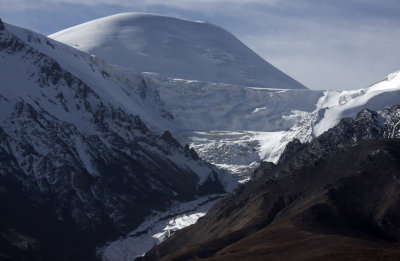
[{"x1": 141, "y1": 106, "x2": 400, "y2": 261}]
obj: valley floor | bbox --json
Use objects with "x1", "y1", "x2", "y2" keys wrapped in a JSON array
[{"x1": 100, "y1": 194, "x2": 224, "y2": 261}]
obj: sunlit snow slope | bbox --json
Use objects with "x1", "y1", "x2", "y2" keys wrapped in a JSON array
[
  {"x1": 138, "y1": 72, "x2": 400, "y2": 175},
  {"x1": 49, "y1": 13, "x2": 306, "y2": 89}
]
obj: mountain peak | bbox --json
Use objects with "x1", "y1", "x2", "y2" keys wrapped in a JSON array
[{"x1": 50, "y1": 13, "x2": 307, "y2": 89}]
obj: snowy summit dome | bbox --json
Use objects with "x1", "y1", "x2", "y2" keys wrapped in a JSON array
[{"x1": 50, "y1": 13, "x2": 306, "y2": 89}]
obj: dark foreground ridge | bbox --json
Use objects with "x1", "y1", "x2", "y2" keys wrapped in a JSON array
[
  {"x1": 142, "y1": 139, "x2": 400, "y2": 261},
  {"x1": 141, "y1": 106, "x2": 400, "y2": 261}
]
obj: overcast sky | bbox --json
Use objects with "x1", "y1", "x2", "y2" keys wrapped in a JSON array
[{"x1": 1, "y1": 0, "x2": 400, "y2": 90}]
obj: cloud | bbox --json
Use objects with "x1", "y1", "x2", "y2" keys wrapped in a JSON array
[
  {"x1": 242, "y1": 14, "x2": 400, "y2": 90},
  {"x1": 0, "y1": 0, "x2": 278, "y2": 11},
  {"x1": 1, "y1": 0, "x2": 399, "y2": 90}
]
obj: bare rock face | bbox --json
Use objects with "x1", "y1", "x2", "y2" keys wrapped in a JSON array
[
  {"x1": 0, "y1": 19, "x2": 4, "y2": 30},
  {"x1": 265, "y1": 104, "x2": 400, "y2": 178}
]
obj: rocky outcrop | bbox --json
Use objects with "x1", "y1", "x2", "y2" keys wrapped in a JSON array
[
  {"x1": 256, "y1": 105, "x2": 400, "y2": 179},
  {"x1": 141, "y1": 106, "x2": 400, "y2": 261}
]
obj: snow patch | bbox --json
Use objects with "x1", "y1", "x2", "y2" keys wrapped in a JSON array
[{"x1": 99, "y1": 195, "x2": 222, "y2": 261}]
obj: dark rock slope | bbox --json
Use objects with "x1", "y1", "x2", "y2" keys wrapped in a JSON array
[
  {"x1": 142, "y1": 105, "x2": 400, "y2": 261},
  {"x1": 0, "y1": 21, "x2": 225, "y2": 261}
]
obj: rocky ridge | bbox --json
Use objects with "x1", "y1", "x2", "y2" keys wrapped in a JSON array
[
  {"x1": 0, "y1": 19, "x2": 226, "y2": 261},
  {"x1": 142, "y1": 104, "x2": 400, "y2": 261}
]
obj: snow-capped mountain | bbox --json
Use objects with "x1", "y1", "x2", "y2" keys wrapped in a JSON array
[
  {"x1": 48, "y1": 13, "x2": 400, "y2": 177},
  {"x1": 0, "y1": 19, "x2": 231, "y2": 260},
  {"x1": 1, "y1": 13, "x2": 400, "y2": 261},
  {"x1": 49, "y1": 13, "x2": 306, "y2": 89}
]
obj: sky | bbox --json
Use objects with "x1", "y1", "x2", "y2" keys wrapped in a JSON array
[{"x1": 1, "y1": 0, "x2": 400, "y2": 90}]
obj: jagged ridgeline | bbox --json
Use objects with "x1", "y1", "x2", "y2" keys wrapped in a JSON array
[
  {"x1": 0, "y1": 18, "x2": 226, "y2": 260},
  {"x1": 142, "y1": 104, "x2": 400, "y2": 261}
]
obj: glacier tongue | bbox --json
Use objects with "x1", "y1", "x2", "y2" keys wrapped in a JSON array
[{"x1": 100, "y1": 194, "x2": 223, "y2": 261}]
